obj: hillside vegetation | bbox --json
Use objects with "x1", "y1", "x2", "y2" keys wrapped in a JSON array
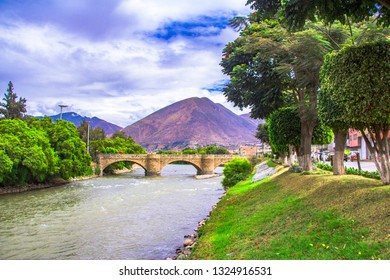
[{"x1": 189, "y1": 165, "x2": 390, "y2": 260}]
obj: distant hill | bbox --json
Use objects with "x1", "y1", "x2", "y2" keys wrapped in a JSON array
[
  {"x1": 239, "y1": 113, "x2": 264, "y2": 127},
  {"x1": 121, "y1": 97, "x2": 259, "y2": 151},
  {"x1": 43, "y1": 112, "x2": 122, "y2": 135}
]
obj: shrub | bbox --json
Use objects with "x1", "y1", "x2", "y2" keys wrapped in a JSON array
[
  {"x1": 222, "y1": 158, "x2": 252, "y2": 190},
  {"x1": 317, "y1": 163, "x2": 380, "y2": 180},
  {"x1": 289, "y1": 164, "x2": 303, "y2": 173}
]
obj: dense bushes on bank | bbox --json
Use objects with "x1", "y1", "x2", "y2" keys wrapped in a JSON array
[
  {"x1": 0, "y1": 118, "x2": 92, "y2": 187},
  {"x1": 221, "y1": 158, "x2": 252, "y2": 189}
]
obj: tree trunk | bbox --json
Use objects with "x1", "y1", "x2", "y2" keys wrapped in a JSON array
[
  {"x1": 380, "y1": 0, "x2": 390, "y2": 10},
  {"x1": 297, "y1": 88, "x2": 317, "y2": 172},
  {"x1": 280, "y1": 152, "x2": 288, "y2": 165},
  {"x1": 333, "y1": 129, "x2": 348, "y2": 175},
  {"x1": 356, "y1": 153, "x2": 362, "y2": 171},
  {"x1": 361, "y1": 126, "x2": 390, "y2": 185},
  {"x1": 288, "y1": 145, "x2": 296, "y2": 166},
  {"x1": 300, "y1": 120, "x2": 315, "y2": 171}
]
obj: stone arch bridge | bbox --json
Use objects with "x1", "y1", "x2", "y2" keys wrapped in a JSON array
[{"x1": 98, "y1": 154, "x2": 253, "y2": 176}]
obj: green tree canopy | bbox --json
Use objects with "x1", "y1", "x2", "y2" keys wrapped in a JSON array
[
  {"x1": 199, "y1": 146, "x2": 230, "y2": 155},
  {"x1": 246, "y1": 0, "x2": 390, "y2": 30},
  {"x1": 221, "y1": 21, "x2": 340, "y2": 170},
  {"x1": 0, "y1": 81, "x2": 27, "y2": 120},
  {"x1": 77, "y1": 120, "x2": 106, "y2": 143},
  {"x1": 267, "y1": 107, "x2": 333, "y2": 155},
  {"x1": 256, "y1": 123, "x2": 269, "y2": 144},
  {"x1": 29, "y1": 117, "x2": 92, "y2": 180},
  {"x1": 222, "y1": 158, "x2": 252, "y2": 189},
  {"x1": 0, "y1": 119, "x2": 59, "y2": 185},
  {"x1": 111, "y1": 130, "x2": 128, "y2": 140},
  {"x1": 90, "y1": 136, "x2": 146, "y2": 174},
  {"x1": 320, "y1": 40, "x2": 390, "y2": 184}
]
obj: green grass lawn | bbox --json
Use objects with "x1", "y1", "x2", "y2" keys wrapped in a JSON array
[{"x1": 189, "y1": 166, "x2": 390, "y2": 260}]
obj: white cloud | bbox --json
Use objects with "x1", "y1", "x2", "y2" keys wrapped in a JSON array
[
  {"x1": 115, "y1": 0, "x2": 250, "y2": 31},
  {"x1": 0, "y1": 0, "x2": 251, "y2": 127}
]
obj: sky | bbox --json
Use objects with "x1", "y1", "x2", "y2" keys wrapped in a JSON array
[{"x1": 0, "y1": 0, "x2": 252, "y2": 127}]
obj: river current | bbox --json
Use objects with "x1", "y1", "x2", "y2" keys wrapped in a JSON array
[{"x1": 0, "y1": 165, "x2": 225, "y2": 260}]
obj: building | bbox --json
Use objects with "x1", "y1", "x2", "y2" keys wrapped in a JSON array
[
  {"x1": 347, "y1": 129, "x2": 370, "y2": 160},
  {"x1": 239, "y1": 145, "x2": 258, "y2": 156}
]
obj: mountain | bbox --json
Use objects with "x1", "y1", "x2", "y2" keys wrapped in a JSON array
[
  {"x1": 121, "y1": 97, "x2": 259, "y2": 151},
  {"x1": 45, "y1": 112, "x2": 122, "y2": 135},
  {"x1": 239, "y1": 113, "x2": 265, "y2": 127}
]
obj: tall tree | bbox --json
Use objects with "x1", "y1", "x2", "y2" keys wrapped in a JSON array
[
  {"x1": 77, "y1": 120, "x2": 106, "y2": 143},
  {"x1": 246, "y1": 0, "x2": 390, "y2": 30},
  {"x1": 0, "y1": 81, "x2": 27, "y2": 120},
  {"x1": 221, "y1": 21, "x2": 338, "y2": 171},
  {"x1": 318, "y1": 83, "x2": 351, "y2": 175},
  {"x1": 320, "y1": 40, "x2": 390, "y2": 184},
  {"x1": 29, "y1": 117, "x2": 92, "y2": 180},
  {"x1": 267, "y1": 107, "x2": 333, "y2": 165}
]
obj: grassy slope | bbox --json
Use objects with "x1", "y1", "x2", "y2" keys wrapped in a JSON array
[{"x1": 189, "y1": 165, "x2": 390, "y2": 260}]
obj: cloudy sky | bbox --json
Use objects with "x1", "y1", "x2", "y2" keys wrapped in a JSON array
[{"x1": 0, "y1": 0, "x2": 251, "y2": 127}]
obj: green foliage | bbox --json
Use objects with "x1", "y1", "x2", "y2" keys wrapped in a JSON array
[
  {"x1": 316, "y1": 162, "x2": 381, "y2": 180},
  {"x1": 0, "y1": 150, "x2": 13, "y2": 184},
  {"x1": 182, "y1": 148, "x2": 198, "y2": 154},
  {"x1": 156, "y1": 146, "x2": 229, "y2": 155},
  {"x1": 77, "y1": 119, "x2": 106, "y2": 143},
  {"x1": 321, "y1": 40, "x2": 390, "y2": 126},
  {"x1": 255, "y1": 123, "x2": 269, "y2": 144},
  {"x1": 0, "y1": 81, "x2": 27, "y2": 120},
  {"x1": 320, "y1": 40, "x2": 390, "y2": 184},
  {"x1": 221, "y1": 20, "x2": 341, "y2": 170},
  {"x1": 90, "y1": 136, "x2": 145, "y2": 162},
  {"x1": 110, "y1": 130, "x2": 128, "y2": 139},
  {"x1": 90, "y1": 136, "x2": 146, "y2": 174},
  {"x1": 312, "y1": 119, "x2": 334, "y2": 145},
  {"x1": 0, "y1": 119, "x2": 59, "y2": 185},
  {"x1": 156, "y1": 150, "x2": 180, "y2": 154},
  {"x1": 267, "y1": 107, "x2": 300, "y2": 154},
  {"x1": 267, "y1": 107, "x2": 333, "y2": 154},
  {"x1": 46, "y1": 120, "x2": 92, "y2": 179},
  {"x1": 246, "y1": 0, "x2": 390, "y2": 30},
  {"x1": 199, "y1": 146, "x2": 230, "y2": 155},
  {"x1": 316, "y1": 162, "x2": 334, "y2": 172},
  {"x1": 222, "y1": 158, "x2": 252, "y2": 189},
  {"x1": 29, "y1": 117, "x2": 93, "y2": 180}
]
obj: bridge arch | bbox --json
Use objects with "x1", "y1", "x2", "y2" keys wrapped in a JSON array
[
  {"x1": 160, "y1": 160, "x2": 202, "y2": 175},
  {"x1": 100, "y1": 159, "x2": 147, "y2": 175}
]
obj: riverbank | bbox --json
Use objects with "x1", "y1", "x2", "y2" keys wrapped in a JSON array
[
  {"x1": 0, "y1": 175, "x2": 98, "y2": 196},
  {"x1": 0, "y1": 164, "x2": 146, "y2": 195},
  {"x1": 187, "y1": 164, "x2": 390, "y2": 260},
  {"x1": 0, "y1": 164, "x2": 225, "y2": 260}
]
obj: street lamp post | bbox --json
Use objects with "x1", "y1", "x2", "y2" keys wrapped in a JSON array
[{"x1": 59, "y1": 104, "x2": 68, "y2": 120}]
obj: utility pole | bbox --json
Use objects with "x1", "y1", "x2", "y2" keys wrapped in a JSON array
[
  {"x1": 59, "y1": 104, "x2": 68, "y2": 120},
  {"x1": 87, "y1": 122, "x2": 90, "y2": 154}
]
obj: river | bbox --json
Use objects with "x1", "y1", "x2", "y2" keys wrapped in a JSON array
[{"x1": 0, "y1": 164, "x2": 225, "y2": 260}]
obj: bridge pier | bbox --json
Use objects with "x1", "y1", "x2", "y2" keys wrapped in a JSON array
[
  {"x1": 146, "y1": 154, "x2": 161, "y2": 176},
  {"x1": 199, "y1": 155, "x2": 215, "y2": 175}
]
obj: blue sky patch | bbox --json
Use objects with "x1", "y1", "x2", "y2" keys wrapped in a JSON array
[{"x1": 151, "y1": 16, "x2": 230, "y2": 40}]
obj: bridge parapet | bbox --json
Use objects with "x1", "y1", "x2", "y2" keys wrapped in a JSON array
[{"x1": 97, "y1": 153, "x2": 252, "y2": 176}]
